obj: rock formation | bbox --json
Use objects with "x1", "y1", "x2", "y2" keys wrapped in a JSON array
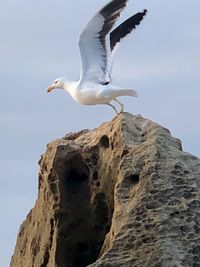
[{"x1": 10, "y1": 113, "x2": 200, "y2": 267}]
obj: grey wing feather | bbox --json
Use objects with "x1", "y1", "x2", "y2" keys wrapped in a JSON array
[{"x1": 79, "y1": 0, "x2": 128, "y2": 84}]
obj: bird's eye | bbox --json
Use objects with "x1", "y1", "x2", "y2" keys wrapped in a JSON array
[{"x1": 55, "y1": 81, "x2": 58, "y2": 84}]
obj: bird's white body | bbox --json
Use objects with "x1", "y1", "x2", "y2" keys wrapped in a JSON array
[
  {"x1": 47, "y1": 0, "x2": 147, "y2": 113},
  {"x1": 63, "y1": 80, "x2": 137, "y2": 105}
]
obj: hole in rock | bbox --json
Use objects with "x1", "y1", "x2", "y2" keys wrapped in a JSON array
[
  {"x1": 95, "y1": 181, "x2": 101, "y2": 187},
  {"x1": 77, "y1": 243, "x2": 89, "y2": 253},
  {"x1": 126, "y1": 174, "x2": 140, "y2": 185},
  {"x1": 99, "y1": 135, "x2": 110, "y2": 148},
  {"x1": 121, "y1": 149, "x2": 129, "y2": 158},
  {"x1": 170, "y1": 211, "x2": 180, "y2": 217},
  {"x1": 91, "y1": 154, "x2": 98, "y2": 165},
  {"x1": 65, "y1": 169, "x2": 88, "y2": 195},
  {"x1": 92, "y1": 171, "x2": 98, "y2": 181},
  {"x1": 55, "y1": 155, "x2": 112, "y2": 267}
]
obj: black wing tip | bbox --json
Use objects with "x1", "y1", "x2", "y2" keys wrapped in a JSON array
[
  {"x1": 100, "y1": 0, "x2": 128, "y2": 16},
  {"x1": 110, "y1": 8, "x2": 148, "y2": 51},
  {"x1": 140, "y1": 9, "x2": 148, "y2": 17},
  {"x1": 129, "y1": 9, "x2": 148, "y2": 27},
  {"x1": 135, "y1": 9, "x2": 148, "y2": 24}
]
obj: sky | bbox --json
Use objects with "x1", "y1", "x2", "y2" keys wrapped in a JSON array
[{"x1": 0, "y1": 0, "x2": 200, "y2": 266}]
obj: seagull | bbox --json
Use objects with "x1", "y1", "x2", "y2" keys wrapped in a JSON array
[{"x1": 47, "y1": 0, "x2": 147, "y2": 114}]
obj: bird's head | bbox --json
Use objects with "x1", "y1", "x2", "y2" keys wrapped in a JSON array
[{"x1": 47, "y1": 77, "x2": 66, "y2": 93}]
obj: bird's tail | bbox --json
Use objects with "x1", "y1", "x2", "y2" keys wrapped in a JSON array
[{"x1": 114, "y1": 88, "x2": 138, "y2": 97}]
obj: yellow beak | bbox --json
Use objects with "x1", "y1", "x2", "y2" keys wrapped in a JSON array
[{"x1": 47, "y1": 86, "x2": 54, "y2": 93}]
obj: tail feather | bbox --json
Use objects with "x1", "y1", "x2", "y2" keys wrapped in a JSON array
[{"x1": 114, "y1": 89, "x2": 138, "y2": 98}]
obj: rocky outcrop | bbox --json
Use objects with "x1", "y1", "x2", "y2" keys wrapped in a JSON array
[{"x1": 10, "y1": 113, "x2": 200, "y2": 267}]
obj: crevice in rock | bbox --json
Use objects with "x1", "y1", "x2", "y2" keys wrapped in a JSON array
[
  {"x1": 40, "y1": 247, "x2": 50, "y2": 267},
  {"x1": 55, "y1": 154, "x2": 113, "y2": 267},
  {"x1": 39, "y1": 219, "x2": 54, "y2": 267}
]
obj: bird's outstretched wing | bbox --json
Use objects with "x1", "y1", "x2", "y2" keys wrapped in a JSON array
[
  {"x1": 79, "y1": 0, "x2": 128, "y2": 84},
  {"x1": 110, "y1": 9, "x2": 147, "y2": 51},
  {"x1": 108, "y1": 9, "x2": 147, "y2": 76}
]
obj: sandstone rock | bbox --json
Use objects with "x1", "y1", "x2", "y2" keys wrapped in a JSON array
[{"x1": 10, "y1": 113, "x2": 200, "y2": 267}]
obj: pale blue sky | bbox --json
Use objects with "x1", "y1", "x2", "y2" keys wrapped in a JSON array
[{"x1": 1, "y1": 0, "x2": 200, "y2": 266}]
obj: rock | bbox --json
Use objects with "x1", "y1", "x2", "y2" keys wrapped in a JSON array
[{"x1": 10, "y1": 113, "x2": 200, "y2": 267}]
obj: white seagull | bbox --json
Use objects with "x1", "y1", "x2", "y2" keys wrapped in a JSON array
[{"x1": 47, "y1": 0, "x2": 147, "y2": 114}]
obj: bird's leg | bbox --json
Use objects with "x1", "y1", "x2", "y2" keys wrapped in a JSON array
[
  {"x1": 113, "y1": 99, "x2": 124, "y2": 113},
  {"x1": 107, "y1": 103, "x2": 119, "y2": 114}
]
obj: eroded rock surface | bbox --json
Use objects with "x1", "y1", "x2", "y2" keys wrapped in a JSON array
[{"x1": 10, "y1": 113, "x2": 200, "y2": 267}]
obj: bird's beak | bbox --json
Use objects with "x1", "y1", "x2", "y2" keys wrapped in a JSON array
[{"x1": 47, "y1": 86, "x2": 54, "y2": 93}]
